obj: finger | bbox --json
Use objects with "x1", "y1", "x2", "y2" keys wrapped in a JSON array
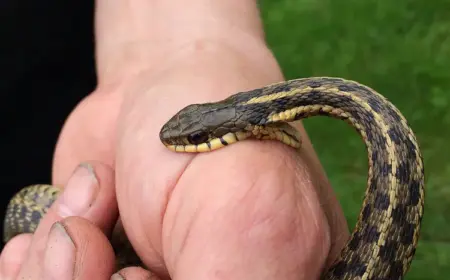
[
  {"x1": 51, "y1": 93, "x2": 120, "y2": 185},
  {"x1": 112, "y1": 267, "x2": 161, "y2": 280},
  {"x1": 0, "y1": 234, "x2": 32, "y2": 279},
  {"x1": 16, "y1": 161, "x2": 118, "y2": 279},
  {"x1": 42, "y1": 217, "x2": 115, "y2": 279}
]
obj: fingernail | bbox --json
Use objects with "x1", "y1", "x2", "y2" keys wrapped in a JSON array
[
  {"x1": 111, "y1": 273, "x2": 126, "y2": 280},
  {"x1": 44, "y1": 222, "x2": 76, "y2": 279},
  {"x1": 58, "y1": 163, "x2": 99, "y2": 217}
]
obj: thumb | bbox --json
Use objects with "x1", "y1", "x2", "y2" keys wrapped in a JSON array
[
  {"x1": 12, "y1": 161, "x2": 118, "y2": 279},
  {"x1": 43, "y1": 217, "x2": 116, "y2": 279}
]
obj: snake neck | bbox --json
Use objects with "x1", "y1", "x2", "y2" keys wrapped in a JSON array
[{"x1": 234, "y1": 78, "x2": 425, "y2": 279}]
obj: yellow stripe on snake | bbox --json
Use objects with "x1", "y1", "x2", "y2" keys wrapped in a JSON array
[{"x1": 4, "y1": 77, "x2": 425, "y2": 279}]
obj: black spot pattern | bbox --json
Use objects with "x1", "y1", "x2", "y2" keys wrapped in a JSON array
[
  {"x1": 348, "y1": 256, "x2": 368, "y2": 276},
  {"x1": 330, "y1": 257, "x2": 368, "y2": 278},
  {"x1": 369, "y1": 177, "x2": 378, "y2": 192},
  {"x1": 362, "y1": 225, "x2": 381, "y2": 243},
  {"x1": 12, "y1": 204, "x2": 19, "y2": 218},
  {"x1": 386, "y1": 261, "x2": 404, "y2": 279},
  {"x1": 387, "y1": 127, "x2": 402, "y2": 144},
  {"x1": 274, "y1": 97, "x2": 289, "y2": 107},
  {"x1": 31, "y1": 210, "x2": 42, "y2": 224},
  {"x1": 309, "y1": 90, "x2": 320, "y2": 97},
  {"x1": 371, "y1": 149, "x2": 379, "y2": 163},
  {"x1": 386, "y1": 106, "x2": 402, "y2": 123},
  {"x1": 338, "y1": 84, "x2": 354, "y2": 92},
  {"x1": 292, "y1": 111, "x2": 308, "y2": 120},
  {"x1": 353, "y1": 84, "x2": 373, "y2": 96},
  {"x1": 366, "y1": 96, "x2": 383, "y2": 113},
  {"x1": 353, "y1": 263, "x2": 368, "y2": 277},
  {"x1": 220, "y1": 137, "x2": 228, "y2": 146},
  {"x1": 365, "y1": 126, "x2": 375, "y2": 143},
  {"x1": 348, "y1": 233, "x2": 361, "y2": 250},
  {"x1": 379, "y1": 240, "x2": 398, "y2": 262},
  {"x1": 317, "y1": 109, "x2": 330, "y2": 116},
  {"x1": 401, "y1": 223, "x2": 415, "y2": 245},
  {"x1": 377, "y1": 134, "x2": 387, "y2": 151},
  {"x1": 20, "y1": 206, "x2": 27, "y2": 220},
  {"x1": 408, "y1": 180, "x2": 421, "y2": 206},
  {"x1": 274, "y1": 83, "x2": 292, "y2": 93},
  {"x1": 380, "y1": 163, "x2": 392, "y2": 177},
  {"x1": 405, "y1": 136, "x2": 417, "y2": 154},
  {"x1": 362, "y1": 204, "x2": 372, "y2": 222},
  {"x1": 235, "y1": 88, "x2": 263, "y2": 103},
  {"x1": 374, "y1": 192, "x2": 390, "y2": 210},
  {"x1": 32, "y1": 192, "x2": 41, "y2": 203},
  {"x1": 241, "y1": 102, "x2": 271, "y2": 125},
  {"x1": 396, "y1": 160, "x2": 411, "y2": 185},
  {"x1": 307, "y1": 80, "x2": 322, "y2": 88},
  {"x1": 392, "y1": 205, "x2": 407, "y2": 224},
  {"x1": 331, "y1": 261, "x2": 347, "y2": 278}
]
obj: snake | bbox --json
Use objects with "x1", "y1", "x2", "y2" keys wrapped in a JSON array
[{"x1": 3, "y1": 77, "x2": 424, "y2": 279}]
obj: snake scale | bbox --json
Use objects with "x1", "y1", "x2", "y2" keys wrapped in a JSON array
[{"x1": 4, "y1": 77, "x2": 424, "y2": 279}]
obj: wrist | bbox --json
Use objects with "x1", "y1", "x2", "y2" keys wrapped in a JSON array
[{"x1": 94, "y1": 0, "x2": 272, "y2": 89}]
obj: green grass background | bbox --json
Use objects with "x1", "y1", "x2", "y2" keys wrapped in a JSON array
[{"x1": 259, "y1": 0, "x2": 450, "y2": 279}]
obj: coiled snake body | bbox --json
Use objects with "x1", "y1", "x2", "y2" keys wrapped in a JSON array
[{"x1": 4, "y1": 77, "x2": 424, "y2": 279}]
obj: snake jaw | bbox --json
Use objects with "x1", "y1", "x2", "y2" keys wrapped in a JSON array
[
  {"x1": 163, "y1": 123, "x2": 302, "y2": 153},
  {"x1": 164, "y1": 131, "x2": 251, "y2": 153}
]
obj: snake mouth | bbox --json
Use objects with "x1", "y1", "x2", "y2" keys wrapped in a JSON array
[
  {"x1": 164, "y1": 131, "x2": 251, "y2": 153},
  {"x1": 163, "y1": 123, "x2": 302, "y2": 153}
]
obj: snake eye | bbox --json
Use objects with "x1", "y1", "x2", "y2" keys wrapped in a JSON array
[{"x1": 187, "y1": 131, "x2": 209, "y2": 145}]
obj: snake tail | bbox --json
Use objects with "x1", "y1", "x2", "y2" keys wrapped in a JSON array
[
  {"x1": 3, "y1": 184, "x2": 59, "y2": 242},
  {"x1": 3, "y1": 184, "x2": 143, "y2": 270}
]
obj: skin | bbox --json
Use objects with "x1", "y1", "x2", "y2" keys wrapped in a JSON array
[{"x1": 0, "y1": 0, "x2": 350, "y2": 279}]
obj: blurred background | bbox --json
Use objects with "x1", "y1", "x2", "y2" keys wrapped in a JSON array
[
  {"x1": 1, "y1": 0, "x2": 448, "y2": 278},
  {"x1": 259, "y1": 0, "x2": 449, "y2": 278}
]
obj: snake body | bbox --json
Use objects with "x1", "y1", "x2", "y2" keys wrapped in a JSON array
[{"x1": 4, "y1": 77, "x2": 424, "y2": 279}]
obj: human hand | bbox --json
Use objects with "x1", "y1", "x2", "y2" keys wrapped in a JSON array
[
  {"x1": 1, "y1": 161, "x2": 160, "y2": 279},
  {"x1": 2, "y1": 0, "x2": 350, "y2": 279}
]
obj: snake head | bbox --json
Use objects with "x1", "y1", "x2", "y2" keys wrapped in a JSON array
[{"x1": 159, "y1": 102, "x2": 242, "y2": 152}]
